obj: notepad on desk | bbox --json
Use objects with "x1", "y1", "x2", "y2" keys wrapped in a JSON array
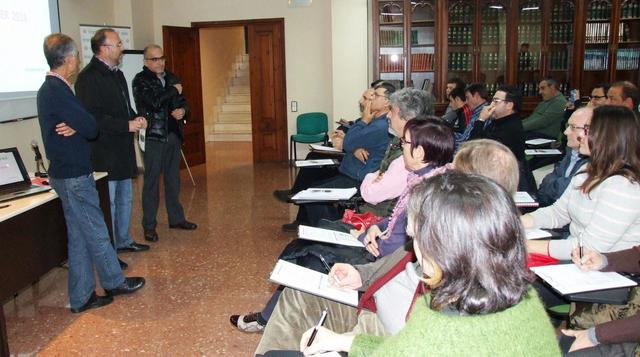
[
  {"x1": 514, "y1": 191, "x2": 539, "y2": 208},
  {"x1": 298, "y1": 225, "x2": 364, "y2": 247},
  {"x1": 309, "y1": 144, "x2": 342, "y2": 153},
  {"x1": 269, "y1": 259, "x2": 359, "y2": 306},
  {"x1": 526, "y1": 138, "x2": 556, "y2": 146},
  {"x1": 294, "y1": 159, "x2": 337, "y2": 168},
  {"x1": 525, "y1": 149, "x2": 563, "y2": 156},
  {"x1": 531, "y1": 264, "x2": 638, "y2": 295},
  {"x1": 292, "y1": 187, "x2": 357, "y2": 201}
]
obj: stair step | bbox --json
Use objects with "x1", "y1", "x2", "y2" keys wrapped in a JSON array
[
  {"x1": 208, "y1": 132, "x2": 253, "y2": 142},
  {"x1": 234, "y1": 62, "x2": 249, "y2": 71},
  {"x1": 221, "y1": 103, "x2": 251, "y2": 112},
  {"x1": 225, "y1": 94, "x2": 250, "y2": 104},
  {"x1": 213, "y1": 122, "x2": 252, "y2": 132},
  {"x1": 218, "y1": 112, "x2": 252, "y2": 122},
  {"x1": 229, "y1": 86, "x2": 249, "y2": 95},
  {"x1": 232, "y1": 77, "x2": 249, "y2": 86}
]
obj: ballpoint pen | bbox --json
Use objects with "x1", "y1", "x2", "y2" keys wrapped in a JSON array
[{"x1": 306, "y1": 309, "x2": 328, "y2": 347}]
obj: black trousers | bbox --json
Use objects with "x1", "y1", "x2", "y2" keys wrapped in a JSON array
[
  {"x1": 142, "y1": 133, "x2": 185, "y2": 229},
  {"x1": 295, "y1": 173, "x2": 360, "y2": 226}
]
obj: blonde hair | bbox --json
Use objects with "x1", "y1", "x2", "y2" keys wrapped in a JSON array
[{"x1": 453, "y1": 139, "x2": 519, "y2": 194}]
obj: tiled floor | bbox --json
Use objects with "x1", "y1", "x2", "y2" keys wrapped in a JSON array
[{"x1": 4, "y1": 142, "x2": 298, "y2": 356}]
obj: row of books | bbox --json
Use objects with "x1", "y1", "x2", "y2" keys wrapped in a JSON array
[
  {"x1": 619, "y1": 23, "x2": 635, "y2": 43},
  {"x1": 550, "y1": 23, "x2": 574, "y2": 44},
  {"x1": 585, "y1": 22, "x2": 610, "y2": 43},
  {"x1": 380, "y1": 30, "x2": 431, "y2": 47},
  {"x1": 551, "y1": 4, "x2": 575, "y2": 22},
  {"x1": 587, "y1": 3, "x2": 612, "y2": 20},
  {"x1": 449, "y1": 5, "x2": 473, "y2": 24},
  {"x1": 584, "y1": 49, "x2": 609, "y2": 71},
  {"x1": 518, "y1": 25, "x2": 542, "y2": 44},
  {"x1": 379, "y1": 54, "x2": 435, "y2": 72},
  {"x1": 448, "y1": 26, "x2": 472, "y2": 45},
  {"x1": 617, "y1": 48, "x2": 640, "y2": 70},
  {"x1": 621, "y1": 2, "x2": 640, "y2": 18},
  {"x1": 481, "y1": 25, "x2": 504, "y2": 44},
  {"x1": 549, "y1": 51, "x2": 571, "y2": 71},
  {"x1": 480, "y1": 52, "x2": 504, "y2": 71},
  {"x1": 518, "y1": 52, "x2": 540, "y2": 71},
  {"x1": 448, "y1": 52, "x2": 472, "y2": 71}
]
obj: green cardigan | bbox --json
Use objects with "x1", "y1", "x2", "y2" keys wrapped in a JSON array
[
  {"x1": 350, "y1": 288, "x2": 561, "y2": 357},
  {"x1": 522, "y1": 93, "x2": 567, "y2": 139}
]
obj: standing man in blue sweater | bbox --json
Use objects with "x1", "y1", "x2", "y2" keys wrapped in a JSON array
[{"x1": 37, "y1": 33, "x2": 145, "y2": 313}]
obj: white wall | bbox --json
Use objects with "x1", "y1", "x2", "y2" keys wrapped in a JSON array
[
  {"x1": 331, "y1": 0, "x2": 369, "y2": 125},
  {"x1": 150, "y1": 0, "x2": 335, "y2": 137}
]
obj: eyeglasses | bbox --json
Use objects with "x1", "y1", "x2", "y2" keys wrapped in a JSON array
[
  {"x1": 373, "y1": 92, "x2": 389, "y2": 99},
  {"x1": 583, "y1": 125, "x2": 590, "y2": 136},
  {"x1": 566, "y1": 123, "x2": 588, "y2": 132},
  {"x1": 589, "y1": 95, "x2": 607, "y2": 100},
  {"x1": 400, "y1": 137, "x2": 411, "y2": 146},
  {"x1": 102, "y1": 42, "x2": 123, "y2": 48},
  {"x1": 145, "y1": 56, "x2": 166, "y2": 63},
  {"x1": 491, "y1": 98, "x2": 510, "y2": 104}
]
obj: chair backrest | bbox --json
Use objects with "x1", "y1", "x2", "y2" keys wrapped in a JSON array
[{"x1": 296, "y1": 112, "x2": 328, "y2": 135}]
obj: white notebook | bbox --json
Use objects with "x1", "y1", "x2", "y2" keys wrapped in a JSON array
[
  {"x1": 298, "y1": 225, "x2": 364, "y2": 247},
  {"x1": 525, "y1": 228, "x2": 553, "y2": 240},
  {"x1": 294, "y1": 159, "x2": 336, "y2": 168},
  {"x1": 292, "y1": 187, "x2": 357, "y2": 201},
  {"x1": 309, "y1": 144, "x2": 341, "y2": 153},
  {"x1": 531, "y1": 264, "x2": 637, "y2": 295},
  {"x1": 269, "y1": 260, "x2": 359, "y2": 306},
  {"x1": 525, "y1": 138, "x2": 556, "y2": 146},
  {"x1": 525, "y1": 149, "x2": 563, "y2": 156}
]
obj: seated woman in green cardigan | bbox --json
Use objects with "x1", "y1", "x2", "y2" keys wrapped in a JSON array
[{"x1": 298, "y1": 171, "x2": 560, "y2": 356}]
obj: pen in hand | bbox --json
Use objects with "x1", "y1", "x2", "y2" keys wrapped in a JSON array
[
  {"x1": 306, "y1": 309, "x2": 328, "y2": 348},
  {"x1": 319, "y1": 254, "x2": 331, "y2": 273}
]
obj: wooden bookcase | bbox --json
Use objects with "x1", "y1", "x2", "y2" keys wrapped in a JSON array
[{"x1": 372, "y1": 0, "x2": 640, "y2": 112}]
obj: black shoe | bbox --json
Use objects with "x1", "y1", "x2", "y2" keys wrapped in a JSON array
[
  {"x1": 169, "y1": 220, "x2": 197, "y2": 230},
  {"x1": 281, "y1": 220, "x2": 299, "y2": 233},
  {"x1": 144, "y1": 229, "x2": 159, "y2": 242},
  {"x1": 229, "y1": 312, "x2": 265, "y2": 333},
  {"x1": 70, "y1": 291, "x2": 113, "y2": 313},
  {"x1": 117, "y1": 242, "x2": 150, "y2": 253},
  {"x1": 273, "y1": 189, "x2": 292, "y2": 203},
  {"x1": 105, "y1": 277, "x2": 146, "y2": 296},
  {"x1": 118, "y1": 258, "x2": 128, "y2": 270}
]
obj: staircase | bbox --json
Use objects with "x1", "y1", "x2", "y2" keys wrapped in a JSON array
[{"x1": 207, "y1": 54, "x2": 252, "y2": 142}]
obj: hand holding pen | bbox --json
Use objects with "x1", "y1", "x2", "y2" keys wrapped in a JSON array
[
  {"x1": 363, "y1": 226, "x2": 387, "y2": 257},
  {"x1": 328, "y1": 263, "x2": 362, "y2": 289},
  {"x1": 300, "y1": 310, "x2": 355, "y2": 356},
  {"x1": 571, "y1": 245, "x2": 607, "y2": 272}
]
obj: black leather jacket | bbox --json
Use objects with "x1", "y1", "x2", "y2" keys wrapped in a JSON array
[{"x1": 132, "y1": 66, "x2": 189, "y2": 142}]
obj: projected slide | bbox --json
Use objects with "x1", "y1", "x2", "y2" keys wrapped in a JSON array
[{"x1": 0, "y1": 0, "x2": 52, "y2": 93}]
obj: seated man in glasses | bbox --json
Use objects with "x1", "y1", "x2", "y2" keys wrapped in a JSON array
[{"x1": 133, "y1": 44, "x2": 197, "y2": 243}]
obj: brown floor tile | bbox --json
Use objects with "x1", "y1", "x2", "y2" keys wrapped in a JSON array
[{"x1": 4, "y1": 142, "x2": 296, "y2": 356}]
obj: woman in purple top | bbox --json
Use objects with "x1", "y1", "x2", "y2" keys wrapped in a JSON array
[{"x1": 357, "y1": 117, "x2": 454, "y2": 257}]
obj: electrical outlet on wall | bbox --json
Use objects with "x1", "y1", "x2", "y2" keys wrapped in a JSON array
[{"x1": 291, "y1": 101, "x2": 298, "y2": 112}]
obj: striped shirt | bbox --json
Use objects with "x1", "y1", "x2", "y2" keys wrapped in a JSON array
[{"x1": 531, "y1": 172, "x2": 640, "y2": 259}]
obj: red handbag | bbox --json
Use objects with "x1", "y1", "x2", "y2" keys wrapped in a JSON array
[{"x1": 341, "y1": 209, "x2": 382, "y2": 231}]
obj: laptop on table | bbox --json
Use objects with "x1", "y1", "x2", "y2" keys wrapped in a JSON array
[{"x1": 0, "y1": 147, "x2": 51, "y2": 203}]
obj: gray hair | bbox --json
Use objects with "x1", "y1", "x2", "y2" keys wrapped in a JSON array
[
  {"x1": 389, "y1": 87, "x2": 434, "y2": 120},
  {"x1": 542, "y1": 77, "x2": 560, "y2": 90},
  {"x1": 143, "y1": 44, "x2": 163, "y2": 57},
  {"x1": 43, "y1": 33, "x2": 77, "y2": 70}
]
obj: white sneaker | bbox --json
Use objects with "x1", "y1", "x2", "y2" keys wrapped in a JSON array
[{"x1": 229, "y1": 312, "x2": 265, "y2": 333}]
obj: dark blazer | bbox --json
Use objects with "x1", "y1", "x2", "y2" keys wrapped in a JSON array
[
  {"x1": 132, "y1": 66, "x2": 188, "y2": 142},
  {"x1": 75, "y1": 57, "x2": 138, "y2": 180},
  {"x1": 468, "y1": 112, "x2": 526, "y2": 161}
]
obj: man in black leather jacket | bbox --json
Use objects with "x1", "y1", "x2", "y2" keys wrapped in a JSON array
[{"x1": 133, "y1": 44, "x2": 197, "y2": 242}]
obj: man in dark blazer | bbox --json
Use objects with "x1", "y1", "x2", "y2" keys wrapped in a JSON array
[{"x1": 75, "y1": 28, "x2": 149, "y2": 254}]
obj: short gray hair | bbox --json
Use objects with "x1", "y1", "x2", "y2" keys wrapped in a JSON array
[
  {"x1": 43, "y1": 33, "x2": 76, "y2": 70},
  {"x1": 143, "y1": 44, "x2": 162, "y2": 57},
  {"x1": 389, "y1": 87, "x2": 434, "y2": 121}
]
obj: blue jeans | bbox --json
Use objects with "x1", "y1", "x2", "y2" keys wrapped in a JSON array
[
  {"x1": 50, "y1": 174, "x2": 124, "y2": 310},
  {"x1": 108, "y1": 179, "x2": 134, "y2": 248}
]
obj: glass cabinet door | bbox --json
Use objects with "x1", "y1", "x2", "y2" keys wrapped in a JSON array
[
  {"x1": 616, "y1": 0, "x2": 640, "y2": 85},
  {"x1": 479, "y1": 1, "x2": 507, "y2": 97},
  {"x1": 517, "y1": 1, "x2": 543, "y2": 97},
  {"x1": 410, "y1": 1, "x2": 437, "y2": 95},
  {"x1": 582, "y1": 0, "x2": 613, "y2": 95},
  {"x1": 447, "y1": 1, "x2": 474, "y2": 84},
  {"x1": 378, "y1": 1, "x2": 405, "y2": 89},
  {"x1": 548, "y1": 1, "x2": 575, "y2": 97}
]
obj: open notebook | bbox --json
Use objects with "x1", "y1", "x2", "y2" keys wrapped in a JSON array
[
  {"x1": 270, "y1": 260, "x2": 359, "y2": 306},
  {"x1": 531, "y1": 264, "x2": 637, "y2": 295},
  {"x1": 298, "y1": 225, "x2": 364, "y2": 247}
]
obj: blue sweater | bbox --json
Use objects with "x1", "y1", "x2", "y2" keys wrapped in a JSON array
[
  {"x1": 37, "y1": 76, "x2": 98, "y2": 179},
  {"x1": 339, "y1": 113, "x2": 391, "y2": 181}
]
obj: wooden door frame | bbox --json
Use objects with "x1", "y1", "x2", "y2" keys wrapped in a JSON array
[{"x1": 191, "y1": 18, "x2": 288, "y2": 162}]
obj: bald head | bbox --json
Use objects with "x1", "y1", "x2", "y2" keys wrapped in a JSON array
[{"x1": 564, "y1": 106, "x2": 593, "y2": 150}]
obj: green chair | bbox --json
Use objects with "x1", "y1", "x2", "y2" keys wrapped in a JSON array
[{"x1": 289, "y1": 112, "x2": 329, "y2": 162}]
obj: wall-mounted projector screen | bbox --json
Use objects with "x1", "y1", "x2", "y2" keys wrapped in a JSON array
[{"x1": 0, "y1": 0, "x2": 60, "y2": 123}]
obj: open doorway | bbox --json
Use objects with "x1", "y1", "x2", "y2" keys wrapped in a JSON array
[
  {"x1": 199, "y1": 27, "x2": 252, "y2": 143},
  {"x1": 163, "y1": 18, "x2": 287, "y2": 164}
]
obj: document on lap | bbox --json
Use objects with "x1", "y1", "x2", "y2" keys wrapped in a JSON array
[
  {"x1": 531, "y1": 264, "x2": 638, "y2": 295},
  {"x1": 525, "y1": 138, "x2": 556, "y2": 146},
  {"x1": 294, "y1": 159, "x2": 338, "y2": 168},
  {"x1": 292, "y1": 187, "x2": 357, "y2": 201},
  {"x1": 525, "y1": 228, "x2": 553, "y2": 240},
  {"x1": 514, "y1": 191, "x2": 539, "y2": 208},
  {"x1": 269, "y1": 259, "x2": 359, "y2": 306},
  {"x1": 309, "y1": 144, "x2": 342, "y2": 153},
  {"x1": 298, "y1": 225, "x2": 365, "y2": 247},
  {"x1": 525, "y1": 149, "x2": 563, "y2": 156}
]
